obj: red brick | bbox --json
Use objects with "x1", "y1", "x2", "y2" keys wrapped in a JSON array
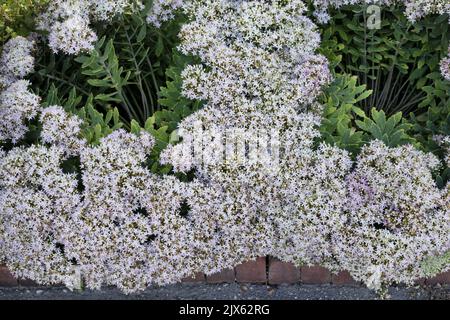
[
  {"x1": 268, "y1": 258, "x2": 300, "y2": 284},
  {"x1": 331, "y1": 271, "x2": 358, "y2": 286},
  {"x1": 206, "y1": 269, "x2": 235, "y2": 283},
  {"x1": 0, "y1": 266, "x2": 18, "y2": 287},
  {"x1": 300, "y1": 266, "x2": 331, "y2": 284},
  {"x1": 426, "y1": 271, "x2": 450, "y2": 285},
  {"x1": 181, "y1": 272, "x2": 205, "y2": 283},
  {"x1": 18, "y1": 278, "x2": 40, "y2": 287},
  {"x1": 235, "y1": 257, "x2": 267, "y2": 283},
  {"x1": 414, "y1": 278, "x2": 426, "y2": 286}
]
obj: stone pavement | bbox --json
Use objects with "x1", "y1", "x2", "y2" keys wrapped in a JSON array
[{"x1": 0, "y1": 283, "x2": 448, "y2": 300}]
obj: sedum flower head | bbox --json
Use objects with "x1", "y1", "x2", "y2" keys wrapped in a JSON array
[
  {"x1": 39, "y1": 0, "x2": 142, "y2": 55},
  {"x1": 48, "y1": 15, "x2": 98, "y2": 55},
  {"x1": 40, "y1": 106, "x2": 86, "y2": 157},
  {"x1": 0, "y1": 80, "x2": 41, "y2": 143},
  {"x1": 146, "y1": 0, "x2": 184, "y2": 27},
  {"x1": 0, "y1": 36, "x2": 35, "y2": 81},
  {"x1": 334, "y1": 140, "x2": 449, "y2": 291}
]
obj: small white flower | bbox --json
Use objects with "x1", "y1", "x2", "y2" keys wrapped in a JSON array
[
  {"x1": 48, "y1": 15, "x2": 98, "y2": 55},
  {"x1": 0, "y1": 80, "x2": 41, "y2": 143},
  {"x1": 0, "y1": 36, "x2": 35, "y2": 79},
  {"x1": 40, "y1": 106, "x2": 86, "y2": 157}
]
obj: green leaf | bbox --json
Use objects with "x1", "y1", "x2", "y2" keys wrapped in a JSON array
[
  {"x1": 131, "y1": 119, "x2": 141, "y2": 135},
  {"x1": 137, "y1": 24, "x2": 147, "y2": 42},
  {"x1": 87, "y1": 79, "x2": 112, "y2": 87},
  {"x1": 155, "y1": 35, "x2": 164, "y2": 57},
  {"x1": 354, "y1": 89, "x2": 373, "y2": 103}
]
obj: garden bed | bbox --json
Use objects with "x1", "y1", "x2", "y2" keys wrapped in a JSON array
[{"x1": 0, "y1": 0, "x2": 449, "y2": 298}]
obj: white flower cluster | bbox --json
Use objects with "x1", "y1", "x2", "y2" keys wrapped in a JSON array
[
  {"x1": 70, "y1": 130, "x2": 197, "y2": 292},
  {"x1": 161, "y1": 0, "x2": 449, "y2": 291},
  {"x1": 0, "y1": 145, "x2": 81, "y2": 287},
  {"x1": 38, "y1": 0, "x2": 143, "y2": 55},
  {"x1": 178, "y1": 0, "x2": 329, "y2": 112},
  {"x1": 47, "y1": 15, "x2": 98, "y2": 55},
  {"x1": 311, "y1": 0, "x2": 450, "y2": 23},
  {"x1": 40, "y1": 105, "x2": 86, "y2": 157},
  {"x1": 0, "y1": 81, "x2": 41, "y2": 143},
  {"x1": 403, "y1": 0, "x2": 450, "y2": 22},
  {"x1": 147, "y1": 0, "x2": 184, "y2": 27},
  {"x1": 335, "y1": 141, "x2": 449, "y2": 291},
  {"x1": 441, "y1": 45, "x2": 450, "y2": 81},
  {"x1": 0, "y1": 36, "x2": 35, "y2": 88},
  {"x1": 0, "y1": 37, "x2": 40, "y2": 143}
]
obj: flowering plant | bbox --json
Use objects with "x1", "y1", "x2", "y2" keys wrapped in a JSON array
[{"x1": 0, "y1": 0, "x2": 448, "y2": 296}]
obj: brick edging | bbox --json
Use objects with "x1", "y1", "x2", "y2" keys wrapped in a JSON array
[
  {"x1": 183, "y1": 257, "x2": 450, "y2": 286},
  {"x1": 2, "y1": 257, "x2": 450, "y2": 287}
]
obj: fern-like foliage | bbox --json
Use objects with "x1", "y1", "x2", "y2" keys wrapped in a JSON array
[
  {"x1": 356, "y1": 108, "x2": 418, "y2": 148},
  {"x1": 43, "y1": 84, "x2": 123, "y2": 145},
  {"x1": 75, "y1": 37, "x2": 133, "y2": 121},
  {"x1": 320, "y1": 74, "x2": 419, "y2": 156},
  {"x1": 318, "y1": 4, "x2": 450, "y2": 116},
  {"x1": 131, "y1": 50, "x2": 204, "y2": 175},
  {"x1": 320, "y1": 74, "x2": 372, "y2": 155}
]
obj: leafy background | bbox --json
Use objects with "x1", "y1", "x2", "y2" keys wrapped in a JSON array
[{"x1": 313, "y1": 4, "x2": 449, "y2": 185}]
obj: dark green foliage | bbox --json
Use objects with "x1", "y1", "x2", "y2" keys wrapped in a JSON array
[
  {"x1": 411, "y1": 104, "x2": 450, "y2": 155},
  {"x1": 32, "y1": 9, "x2": 186, "y2": 128},
  {"x1": 74, "y1": 37, "x2": 133, "y2": 121},
  {"x1": 410, "y1": 103, "x2": 450, "y2": 188},
  {"x1": 318, "y1": 4, "x2": 449, "y2": 116},
  {"x1": 355, "y1": 108, "x2": 418, "y2": 148},
  {"x1": 43, "y1": 85, "x2": 123, "y2": 145},
  {"x1": 320, "y1": 74, "x2": 369, "y2": 155},
  {"x1": 319, "y1": 74, "x2": 418, "y2": 157},
  {"x1": 130, "y1": 50, "x2": 204, "y2": 175},
  {"x1": 32, "y1": 44, "x2": 88, "y2": 100}
]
